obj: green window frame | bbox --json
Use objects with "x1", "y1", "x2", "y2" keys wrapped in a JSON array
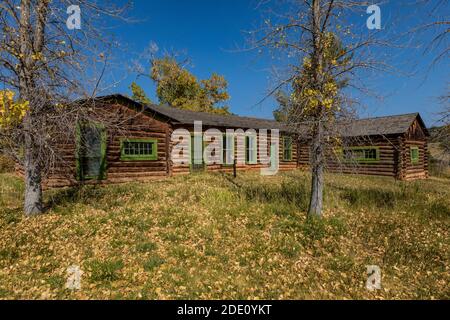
[
  {"x1": 340, "y1": 146, "x2": 380, "y2": 163},
  {"x1": 245, "y1": 135, "x2": 257, "y2": 164},
  {"x1": 410, "y1": 146, "x2": 420, "y2": 165},
  {"x1": 120, "y1": 138, "x2": 158, "y2": 161},
  {"x1": 282, "y1": 136, "x2": 293, "y2": 161}
]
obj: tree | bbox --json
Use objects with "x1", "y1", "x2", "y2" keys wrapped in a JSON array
[
  {"x1": 0, "y1": 0, "x2": 128, "y2": 215},
  {"x1": 272, "y1": 35, "x2": 350, "y2": 123},
  {"x1": 434, "y1": 103, "x2": 450, "y2": 160},
  {"x1": 415, "y1": 0, "x2": 449, "y2": 159},
  {"x1": 414, "y1": 0, "x2": 449, "y2": 65},
  {"x1": 0, "y1": 91, "x2": 29, "y2": 128},
  {"x1": 292, "y1": 30, "x2": 350, "y2": 217},
  {"x1": 273, "y1": 90, "x2": 292, "y2": 122},
  {"x1": 252, "y1": 0, "x2": 388, "y2": 217},
  {"x1": 130, "y1": 82, "x2": 153, "y2": 105},
  {"x1": 149, "y1": 55, "x2": 230, "y2": 114}
]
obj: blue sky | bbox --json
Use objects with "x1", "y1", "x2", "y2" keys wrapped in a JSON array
[{"x1": 103, "y1": 0, "x2": 448, "y2": 127}]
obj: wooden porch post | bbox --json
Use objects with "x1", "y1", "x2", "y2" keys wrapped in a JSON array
[{"x1": 396, "y1": 136, "x2": 406, "y2": 181}]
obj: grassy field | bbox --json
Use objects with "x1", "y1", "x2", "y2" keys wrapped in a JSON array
[{"x1": 0, "y1": 170, "x2": 449, "y2": 300}]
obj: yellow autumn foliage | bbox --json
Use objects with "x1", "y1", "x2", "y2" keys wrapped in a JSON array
[
  {"x1": 293, "y1": 32, "x2": 348, "y2": 117},
  {"x1": 0, "y1": 90, "x2": 29, "y2": 128},
  {"x1": 150, "y1": 56, "x2": 230, "y2": 114},
  {"x1": 31, "y1": 52, "x2": 44, "y2": 61}
]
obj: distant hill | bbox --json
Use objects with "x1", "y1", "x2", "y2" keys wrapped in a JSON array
[
  {"x1": 429, "y1": 125, "x2": 446, "y2": 142},
  {"x1": 428, "y1": 125, "x2": 449, "y2": 177}
]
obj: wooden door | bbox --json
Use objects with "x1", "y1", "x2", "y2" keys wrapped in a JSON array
[{"x1": 76, "y1": 123, "x2": 107, "y2": 181}]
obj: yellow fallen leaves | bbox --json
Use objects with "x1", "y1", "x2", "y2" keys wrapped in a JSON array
[{"x1": 0, "y1": 171, "x2": 449, "y2": 300}]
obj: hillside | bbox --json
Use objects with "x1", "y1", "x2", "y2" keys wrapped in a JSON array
[{"x1": 0, "y1": 171, "x2": 449, "y2": 299}]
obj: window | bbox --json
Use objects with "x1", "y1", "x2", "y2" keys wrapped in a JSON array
[
  {"x1": 410, "y1": 146, "x2": 420, "y2": 165},
  {"x1": 245, "y1": 135, "x2": 257, "y2": 164},
  {"x1": 120, "y1": 138, "x2": 158, "y2": 161},
  {"x1": 283, "y1": 136, "x2": 293, "y2": 161},
  {"x1": 341, "y1": 146, "x2": 379, "y2": 163},
  {"x1": 223, "y1": 134, "x2": 235, "y2": 166}
]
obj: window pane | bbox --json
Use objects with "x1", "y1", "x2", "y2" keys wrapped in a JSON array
[
  {"x1": 251, "y1": 136, "x2": 256, "y2": 162},
  {"x1": 223, "y1": 136, "x2": 227, "y2": 162},
  {"x1": 223, "y1": 135, "x2": 234, "y2": 164},
  {"x1": 122, "y1": 140, "x2": 156, "y2": 158},
  {"x1": 411, "y1": 147, "x2": 419, "y2": 163},
  {"x1": 343, "y1": 147, "x2": 378, "y2": 162},
  {"x1": 245, "y1": 136, "x2": 249, "y2": 162},
  {"x1": 246, "y1": 136, "x2": 256, "y2": 163},
  {"x1": 366, "y1": 149, "x2": 376, "y2": 159},
  {"x1": 284, "y1": 137, "x2": 292, "y2": 160},
  {"x1": 227, "y1": 135, "x2": 234, "y2": 151},
  {"x1": 147, "y1": 143, "x2": 153, "y2": 154}
]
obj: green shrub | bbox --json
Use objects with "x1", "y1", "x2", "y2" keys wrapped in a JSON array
[
  {"x1": 302, "y1": 216, "x2": 327, "y2": 241},
  {"x1": 143, "y1": 256, "x2": 164, "y2": 271},
  {"x1": 88, "y1": 259, "x2": 123, "y2": 282},
  {"x1": 47, "y1": 275, "x2": 65, "y2": 289},
  {"x1": 0, "y1": 288, "x2": 11, "y2": 298},
  {"x1": 428, "y1": 200, "x2": 450, "y2": 219},
  {"x1": 277, "y1": 234, "x2": 302, "y2": 258},
  {"x1": 0, "y1": 248, "x2": 19, "y2": 262},
  {"x1": 0, "y1": 208, "x2": 21, "y2": 225},
  {"x1": 326, "y1": 217, "x2": 347, "y2": 236},
  {"x1": 136, "y1": 241, "x2": 157, "y2": 253},
  {"x1": 241, "y1": 179, "x2": 309, "y2": 210},
  {"x1": 327, "y1": 255, "x2": 355, "y2": 272},
  {"x1": 300, "y1": 216, "x2": 346, "y2": 244},
  {"x1": 341, "y1": 188, "x2": 399, "y2": 208}
]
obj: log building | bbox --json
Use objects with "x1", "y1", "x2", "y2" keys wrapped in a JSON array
[{"x1": 41, "y1": 94, "x2": 429, "y2": 187}]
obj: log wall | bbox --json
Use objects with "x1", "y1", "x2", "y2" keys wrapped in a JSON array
[
  {"x1": 44, "y1": 104, "x2": 171, "y2": 188},
  {"x1": 402, "y1": 140, "x2": 428, "y2": 180},
  {"x1": 38, "y1": 102, "x2": 429, "y2": 187},
  {"x1": 401, "y1": 118, "x2": 429, "y2": 180},
  {"x1": 326, "y1": 136, "x2": 400, "y2": 178},
  {"x1": 297, "y1": 136, "x2": 401, "y2": 178},
  {"x1": 298, "y1": 133, "x2": 429, "y2": 180},
  {"x1": 170, "y1": 125, "x2": 298, "y2": 176}
]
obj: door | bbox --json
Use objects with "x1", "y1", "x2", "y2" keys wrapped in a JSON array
[
  {"x1": 270, "y1": 144, "x2": 279, "y2": 169},
  {"x1": 190, "y1": 135, "x2": 205, "y2": 173},
  {"x1": 76, "y1": 123, "x2": 107, "y2": 181}
]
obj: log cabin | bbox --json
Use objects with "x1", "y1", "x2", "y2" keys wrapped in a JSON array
[
  {"x1": 41, "y1": 94, "x2": 429, "y2": 188},
  {"x1": 322, "y1": 113, "x2": 430, "y2": 180}
]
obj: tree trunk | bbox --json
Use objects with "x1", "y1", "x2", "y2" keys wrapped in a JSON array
[
  {"x1": 307, "y1": 0, "x2": 324, "y2": 218},
  {"x1": 23, "y1": 116, "x2": 43, "y2": 216},
  {"x1": 18, "y1": 0, "x2": 43, "y2": 216},
  {"x1": 308, "y1": 122, "x2": 324, "y2": 217}
]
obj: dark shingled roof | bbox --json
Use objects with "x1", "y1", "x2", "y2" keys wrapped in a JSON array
[
  {"x1": 145, "y1": 104, "x2": 291, "y2": 131},
  {"x1": 95, "y1": 94, "x2": 427, "y2": 137},
  {"x1": 336, "y1": 113, "x2": 428, "y2": 137}
]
